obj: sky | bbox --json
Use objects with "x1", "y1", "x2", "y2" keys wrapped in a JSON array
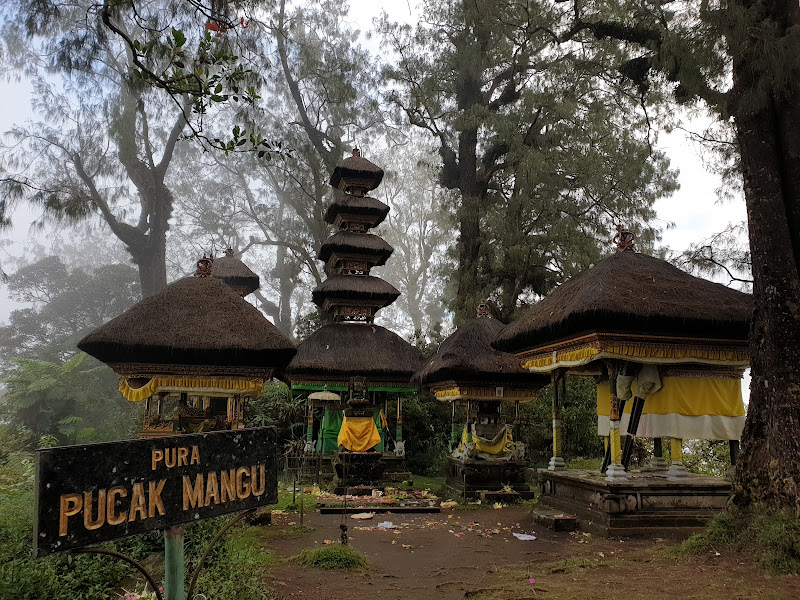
[{"x1": 0, "y1": 0, "x2": 749, "y2": 316}]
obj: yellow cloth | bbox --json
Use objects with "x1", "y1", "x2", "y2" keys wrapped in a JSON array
[
  {"x1": 119, "y1": 376, "x2": 263, "y2": 402},
  {"x1": 461, "y1": 425, "x2": 514, "y2": 457},
  {"x1": 522, "y1": 344, "x2": 748, "y2": 372},
  {"x1": 597, "y1": 378, "x2": 745, "y2": 417},
  {"x1": 337, "y1": 415, "x2": 381, "y2": 452}
]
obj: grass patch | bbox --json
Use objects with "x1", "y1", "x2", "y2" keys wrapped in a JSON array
[
  {"x1": 675, "y1": 508, "x2": 800, "y2": 574},
  {"x1": 191, "y1": 524, "x2": 277, "y2": 600},
  {"x1": 566, "y1": 456, "x2": 603, "y2": 470},
  {"x1": 295, "y1": 545, "x2": 369, "y2": 570}
]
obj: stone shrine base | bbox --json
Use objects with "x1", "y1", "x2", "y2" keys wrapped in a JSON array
[
  {"x1": 444, "y1": 456, "x2": 536, "y2": 500},
  {"x1": 537, "y1": 468, "x2": 731, "y2": 537}
]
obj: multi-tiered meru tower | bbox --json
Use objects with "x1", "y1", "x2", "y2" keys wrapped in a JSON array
[{"x1": 287, "y1": 150, "x2": 423, "y2": 486}]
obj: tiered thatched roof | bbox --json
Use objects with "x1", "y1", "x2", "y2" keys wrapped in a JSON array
[
  {"x1": 211, "y1": 252, "x2": 260, "y2": 296},
  {"x1": 78, "y1": 276, "x2": 296, "y2": 373},
  {"x1": 414, "y1": 317, "x2": 549, "y2": 387},
  {"x1": 311, "y1": 275, "x2": 400, "y2": 309},
  {"x1": 324, "y1": 195, "x2": 390, "y2": 227},
  {"x1": 318, "y1": 231, "x2": 394, "y2": 266},
  {"x1": 288, "y1": 323, "x2": 423, "y2": 382},
  {"x1": 329, "y1": 153, "x2": 384, "y2": 193},
  {"x1": 493, "y1": 251, "x2": 752, "y2": 354}
]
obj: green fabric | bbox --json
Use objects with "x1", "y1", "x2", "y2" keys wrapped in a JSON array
[
  {"x1": 373, "y1": 409, "x2": 384, "y2": 453},
  {"x1": 317, "y1": 410, "x2": 343, "y2": 454},
  {"x1": 315, "y1": 409, "x2": 384, "y2": 453}
]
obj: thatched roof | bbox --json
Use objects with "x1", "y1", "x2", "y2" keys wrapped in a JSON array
[
  {"x1": 318, "y1": 231, "x2": 394, "y2": 266},
  {"x1": 329, "y1": 153, "x2": 384, "y2": 192},
  {"x1": 493, "y1": 251, "x2": 753, "y2": 354},
  {"x1": 288, "y1": 323, "x2": 423, "y2": 381},
  {"x1": 211, "y1": 253, "x2": 259, "y2": 296},
  {"x1": 324, "y1": 194, "x2": 390, "y2": 227},
  {"x1": 413, "y1": 317, "x2": 549, "y2": 387},
  {"x1": 311, "y1": 275, "x2": 400, "y2": 308},
  {"x1": 78, "y1": 276, "x2": 296, "y2": 370}
]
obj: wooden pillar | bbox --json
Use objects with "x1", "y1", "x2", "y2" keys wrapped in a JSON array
[
  {"x1": 465, "y1": 400, "x2": 473, "y2": 443},
  {"x1": 451, "y1": 401, "x2": 459, "y2": 447},
  {"x1": 144, "y1": 396, "x2": 152, "y2": 431},
  {"x1": 729, "y1": 440, "x2": 740, "y2": 465},
  {"x1": 667, "y1": 437, "x2": 689, "y2": 480},
  {"x1": 395, "y1": 394, "x2": 403, "y2": 443},
  {"x1": 306, "y1": 398, "x2": 314, "y2": 443},
  {"x1": 648, "y1": 437, "x2": 669, "y2": 470},
  {"x1": 605, "y1": 362, "x2": 628, "y2": 481},
  {"x1": 319, "y1": 407, "x2": 325, "y2": 455},
  {"x1": 548, "y1": 371, "x2": 565, "y2": 471},
  {"x1": 514, "y1": 400, "x2": 521, "y2": 442}
]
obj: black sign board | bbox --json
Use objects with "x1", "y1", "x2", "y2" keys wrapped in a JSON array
[{"x1": 34, "y1": 427, "x2": 277, "y2": 556}]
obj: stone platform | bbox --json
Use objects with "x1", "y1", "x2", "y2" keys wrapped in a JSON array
[
  {"x1": 445, "y1": 457, "x2": 536, "y2": 500},
  {"x1": 538, "y1": 468, "x2": 731, "y2": 537}
]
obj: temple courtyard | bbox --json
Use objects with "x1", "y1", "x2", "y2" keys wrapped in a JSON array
[{"x1": 237, "y1": 504, "x2": 800, "y2": 600}]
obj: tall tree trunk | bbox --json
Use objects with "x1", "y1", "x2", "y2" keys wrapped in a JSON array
[
  {"x1": 731, "y1": 0, "x2": 800, "y2": 511},
  {"x1": 454, "y1": 126, "x2": 483, "y2": 324},
  {"x1": 130, "y1": 234, "x2": 168, "y2": 298}
]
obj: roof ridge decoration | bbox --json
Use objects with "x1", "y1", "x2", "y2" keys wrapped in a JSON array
[
  {"x1": 476, "y1": 302, "x2": 491, "y2": 318},
  {"x1": 195, "y1": 253, "x2": 214, "y2": 277},
  {"x1": 613, "y1": 224, "x2": 635, "y2": 252}
]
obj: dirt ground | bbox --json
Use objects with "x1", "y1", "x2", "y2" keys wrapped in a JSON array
[{"x1": 257, "y1": 506, "x2": 800, "y2": 600}]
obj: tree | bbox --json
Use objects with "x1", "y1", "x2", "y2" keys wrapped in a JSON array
[
  {"x1": 381, "y1": 0, "x2": 676, "y2": 322},
  {"x1": 0, "y1": 1, "x2": 196, "y2": 296},
  {"x1": 549, "y1": 0, "x2": 800, "y2": 511},
  {"x1": 375, "y1": 139, "x2": 455, "y2": 336},
  {"x1": 1, "y1": 353, "x2": 137, "y2": 446},
  {"x1": 0, "y1": 255, "x2": 141, "y2": 364}
]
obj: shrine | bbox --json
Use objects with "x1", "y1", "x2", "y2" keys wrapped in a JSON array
[
  {"x1": 78, "y1": 254, "x2": 296, "y2": 436},
  {"x1": 287, "y1": 150, "x2": 423, "y2": 488},
  {"x1": 413, "y1": 303, "x2": 548, "y2": 500},
  {"x1": 493, "y1": 228, "x2": 752, "y2": 535}
]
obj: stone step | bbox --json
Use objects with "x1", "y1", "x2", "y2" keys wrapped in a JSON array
[{"x1": 532, "y1": 508, "x2": 578, "y2": 531}]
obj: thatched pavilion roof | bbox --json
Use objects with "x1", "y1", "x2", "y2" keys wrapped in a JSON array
[
  {"x1": 492, "y1": 251, "x2": 752, "y2": 354},
  {"x1": 329, "y1": 152, "x2": 384, "y2": 193},
  {"x1": 311, "y1": 275, "x2": 400, "y2": 309},
  {"x1": 413, "y1": 316, "x2": 549, "y2": 387},
  {"x1": 288, "y1": 323, "x2": 423, "y2": 382},
  {"x1": 211, "y1": 251, "x2": 259, "y2": 296},
  {"x1": 324, "y1": 195, "x2": 390, "y2": 227},
  {"x1": 78, "y1": 276, "x2": 296, "y2": 372},
  {"x1": 318, "y1": 231, "x2": 394, "y2": 266}
]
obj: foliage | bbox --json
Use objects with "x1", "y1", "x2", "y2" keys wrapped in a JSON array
[
  {"x1": 295, "y1": 545, "x2": 369, "y2": 571},
  {"x1": 1, "y1": 353, "x2": 138, "y2": 446},
  {"x1": 245, "y1": 380, "x2": 304, "y2": 450},
  {"x1": 682, "y1": 440, "x2": 732, "y2": 478},
  {"x1": 380, "y1": 0, "x2": 677, "y2": 322},
  {"x1": 0, "y1": 256, "x2": 140, "y2": 363},
  {"x1": 398, "y1": 394, "x2": 451, "y2": 476},
  {"x1": 521, "y1": 377, "x2": 603, "y2": 467},
  {"x1": 672, "y1": 221, "x2": 752, "y2": 292},
  {"x1": 679, "y1": 508, "x2": 800, "y2": 575},
  {"x1": 189, "y1": 521, "x2": 277, "y2": 600},
  {"x1": 0, "y1": 447, "x2": 131, "y2": 600}
]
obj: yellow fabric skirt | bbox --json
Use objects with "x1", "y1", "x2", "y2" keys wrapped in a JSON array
[
  {"x1": 596, "y1": 377, "x2": 746, "y2": 440},
  {"x1": 338, "y1": 415, "x2": 382, "y2": 452}
]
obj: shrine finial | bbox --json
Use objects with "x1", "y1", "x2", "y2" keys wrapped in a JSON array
[
  {"x1": 476, "y1": 302, "x2": 491, "y2": 318},
  {"x1": 613, "y1": 224, "x2": 635, "y2": 252},
  {"x1": 195, "y1": 254, "x2": 214, "y2": 277}
]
